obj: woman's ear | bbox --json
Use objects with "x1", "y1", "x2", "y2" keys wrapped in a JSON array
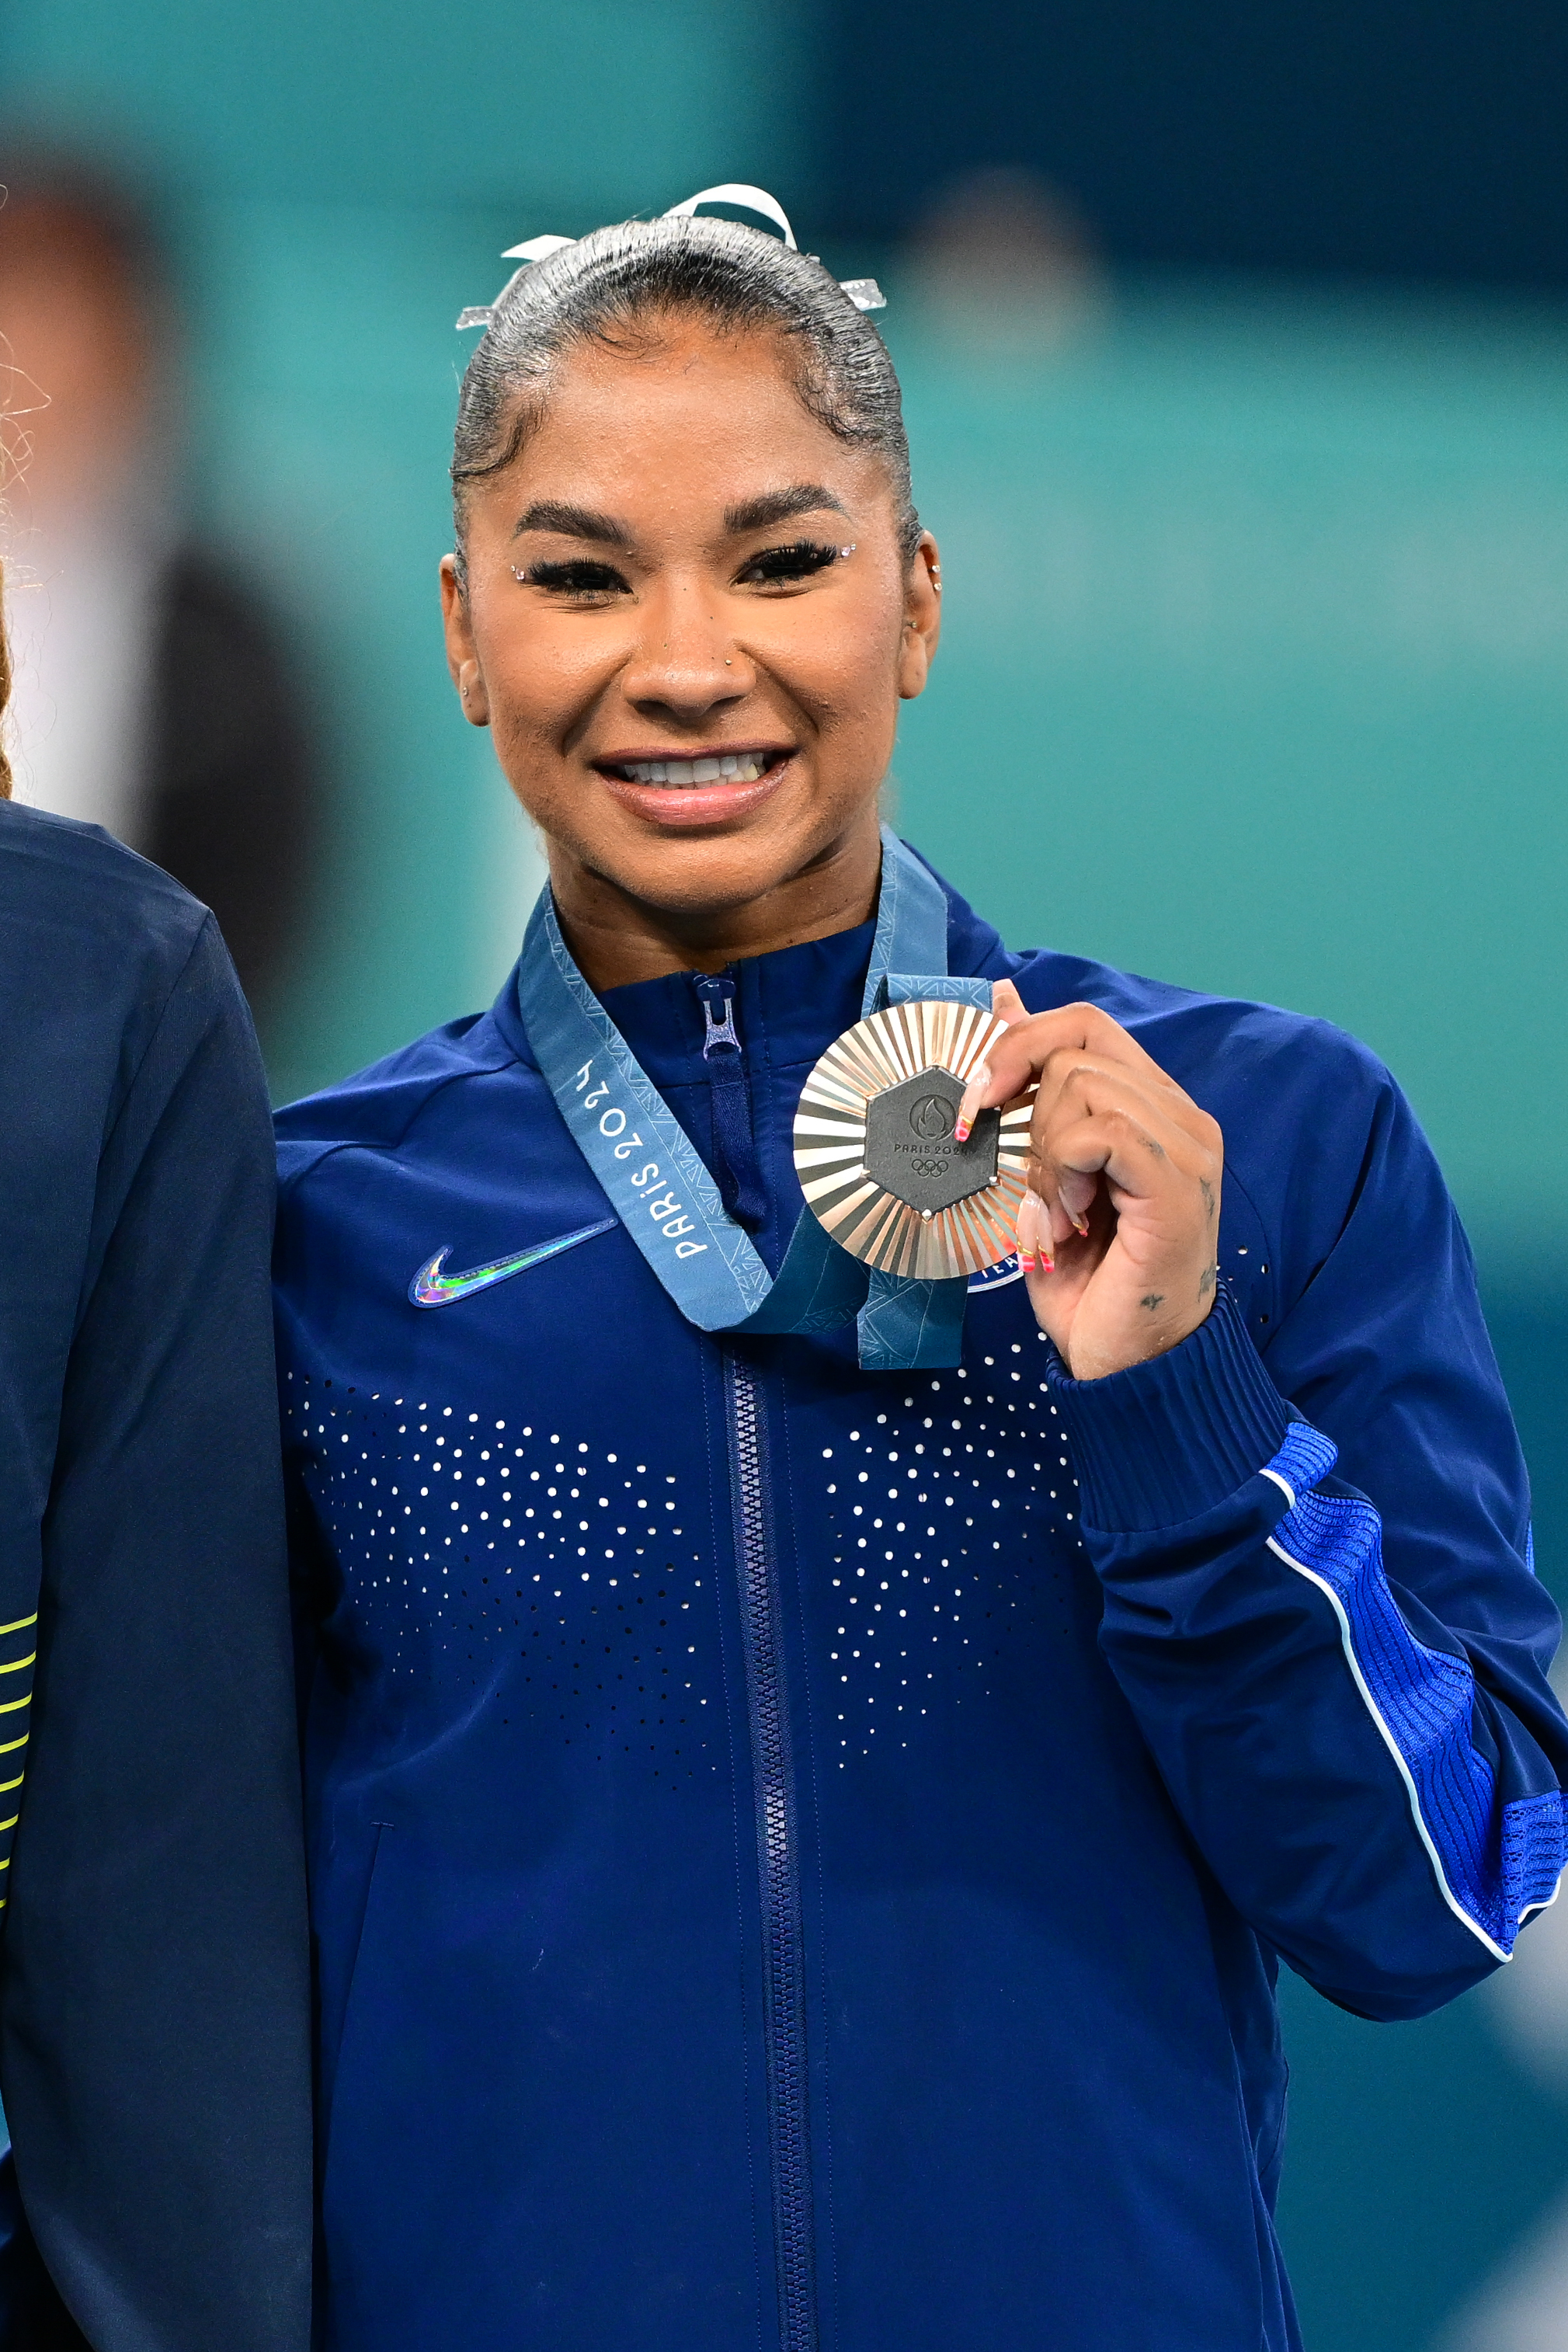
[
  {"x1": 897, "y1": 532, "x2": 942, "y2": 701},
  {"x1": 439, "y1": 554, "x2": 492, "y2": 726}
]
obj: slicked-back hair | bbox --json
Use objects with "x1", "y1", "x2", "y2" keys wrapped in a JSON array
[{"x1": 450, "y1": 214, "x2": 918, "y2": 576}]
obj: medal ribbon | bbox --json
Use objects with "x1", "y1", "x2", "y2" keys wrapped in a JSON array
[{"x1": 516, "y1": 829, "x2": 992, "y2": 1369}]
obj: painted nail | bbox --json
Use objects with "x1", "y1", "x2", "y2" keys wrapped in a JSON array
[
  {"x1": 1019, "y1": 1252, "x2": 1037, "y2": 1272},
  {"x1": 1040, "y1": 1251, "x2": 1055, "y2": 1274},
  {"x1": 954, "y1": 1063, "x2": 990, "y2": 1146}
]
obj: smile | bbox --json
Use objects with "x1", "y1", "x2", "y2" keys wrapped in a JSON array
[{"x1": 600, "y1": 750, "x2": 782, "y2": 789}]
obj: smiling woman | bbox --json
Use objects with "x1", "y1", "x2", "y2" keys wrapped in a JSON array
[
  {"x1": 274, "y1": 190, "x2": 1568, "y2": 2352},
  {"x1": 437, "y1": 207, "x2": 933, "y2": 966}
]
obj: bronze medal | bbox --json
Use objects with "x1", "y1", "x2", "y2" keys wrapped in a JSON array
[{"x1": 794, "y1": 1000, "x2": 1035, "y2": 1280}]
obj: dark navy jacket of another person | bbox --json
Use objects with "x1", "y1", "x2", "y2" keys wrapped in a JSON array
[
  {"x1": 0, "y1": 805, "x2": 311, "y2": 2350},
  {"x1": 276, "y1": 851, "x2": 1568, "y2": 2352}
]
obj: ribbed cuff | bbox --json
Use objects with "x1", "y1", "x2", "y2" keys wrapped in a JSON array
[{"x1": 1045, "y1": 1287, "x2": 1291, "y2": 1533}]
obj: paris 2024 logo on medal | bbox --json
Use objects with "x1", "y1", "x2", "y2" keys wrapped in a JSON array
[{"x1": 794, "y1": 1000, "x2": 1036, "y2": 1281}]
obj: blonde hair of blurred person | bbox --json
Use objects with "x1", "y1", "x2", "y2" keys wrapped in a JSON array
[
  {"x1": 1, "y1": 559, "x2": 12, "y2": 801},
  {"x1": 0, "y1": 173, "x2": 170, "y2": 843}
]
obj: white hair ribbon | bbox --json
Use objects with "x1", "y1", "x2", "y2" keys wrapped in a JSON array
[
  {"x1": 455, "y1": 186, "x2": 885, "y2": 327},
  {"x1": 661, "y1": 183, "x2": 798, "y2": 248},
  {"x1": 500, "y1": 233, "x2": 579, "y2": 263}
]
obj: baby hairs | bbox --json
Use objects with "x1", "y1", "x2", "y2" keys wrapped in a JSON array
[{"x1": 450, "y1": 213, "x2": 919, "y2": 580}]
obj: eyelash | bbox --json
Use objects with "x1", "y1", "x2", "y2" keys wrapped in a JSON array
[
  {"x1": 736, "y1": 538, "x2": 845, "y2": 585},
  {"x1": 512, "y1": 540, "x2": 848, "y2": 600},
  {"x1": 514, "y1": 559, "x2": 626, "y2": 597}
]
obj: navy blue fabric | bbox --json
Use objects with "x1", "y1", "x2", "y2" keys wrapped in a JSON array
[
  {"x1": 275, "y1": 848, "x2": 1568, "y2": 2352},
  {"x1": 0, "y1": 805, "x2": 312, "y2": 2352}
]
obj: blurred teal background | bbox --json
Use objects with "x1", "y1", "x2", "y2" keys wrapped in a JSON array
[{"x1": 4, "y1": 6, "x2": 1566, "y2": 2347}]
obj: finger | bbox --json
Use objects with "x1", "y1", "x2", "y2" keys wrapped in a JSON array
[
  {"x1": 1027, "y1": 1069, "x2": 1208, "y2": 1237},
  {"x1": 1013, "y1": 1188, "x2": 1055, "y2": 1275},
  {"x1": 962, "y1": 1000, "x2": 1159, "y2": 1140},
  {"x1": 973, "y1": 1002, "x2": 1187, "y2": 1117},
  {"x1": 1028, "y1": 1057, "x2": 1214, "y2": 1176},
  {"x1": 1037, "y1": 1112, "x2": 1208, "y2": 1249},
  {"x1": 953, "y1": 1059, "x2": 990, "y2": 1146}
]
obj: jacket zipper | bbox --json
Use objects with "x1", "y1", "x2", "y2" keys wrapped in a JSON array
[{"x1": 726, "y1": 1351, "x2": 819, "y2": 2352}]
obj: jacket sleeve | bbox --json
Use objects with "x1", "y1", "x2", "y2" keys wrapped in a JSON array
[
  {"x1": 0, "y1": 917, "x2": 313, "y2": 2352},
  {"x1": 1045, "y1": 1068, "x2": 1568, "y2": 2022}
]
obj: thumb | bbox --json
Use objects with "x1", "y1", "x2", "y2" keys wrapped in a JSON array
[{"x1": 991, "y1": 976, "x2": 1027, "y2": 1026}]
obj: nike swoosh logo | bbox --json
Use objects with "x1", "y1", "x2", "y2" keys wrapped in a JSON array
[{"x1": 409, "y1": 1217, "x2": 617, "y2": 1308}]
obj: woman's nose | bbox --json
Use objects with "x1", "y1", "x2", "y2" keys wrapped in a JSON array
[{"x1": 619, "y1": 579, "x2": 748, "y2": 717}]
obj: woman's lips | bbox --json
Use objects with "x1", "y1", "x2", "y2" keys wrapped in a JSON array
[{"x1": 593, "y1": 749, "x2": 795, "y2": 827}]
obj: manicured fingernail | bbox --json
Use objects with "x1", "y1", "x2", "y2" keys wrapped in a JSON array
[
  {"x1": 954, "y1": 1065, "x2": 990, "y2": 1145},
  {"x1": 1073, "y1": 1214, "x2": 1090, "y2": 1237},
  {"x1": 1019, "y1": 1252, "x2": 1036, "y2": 1272},
  {"x1": 1040, "y1": 1251, "x2": 1055, "y2": 1273}
]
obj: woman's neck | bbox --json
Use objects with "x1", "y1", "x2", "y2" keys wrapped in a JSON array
[{"x1": 547, "y1": 819, "x2": 884, "y2": 991}]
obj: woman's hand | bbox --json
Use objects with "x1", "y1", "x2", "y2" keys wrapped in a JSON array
[{"x1": 956, "y1": 983, "x2": 1224, "y2": 1380}]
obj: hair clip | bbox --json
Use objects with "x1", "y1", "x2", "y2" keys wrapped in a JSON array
[{"x1": 456, "y1": 185, "x2": 888, "y2": 330}]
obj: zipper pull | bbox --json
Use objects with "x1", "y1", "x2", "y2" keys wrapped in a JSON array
[
  {"x1": 696, "y1": 976, "x2": 742, "y2": 1059},
  {"x1": 692, "y1": 974, "x2": 767, "y2": 1232}
]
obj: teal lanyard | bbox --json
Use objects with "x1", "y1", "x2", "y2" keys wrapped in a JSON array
[{"x1": 516, "y1": 828, "x2": 990, "y2": 1369}]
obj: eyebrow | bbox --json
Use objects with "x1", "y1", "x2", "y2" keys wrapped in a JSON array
[
  {"x1": 512, "y1": 501, "x2": 632, "y2": 546},
  {"x1": 723, "y1": 483, "x2": 850, "y2": 535}
]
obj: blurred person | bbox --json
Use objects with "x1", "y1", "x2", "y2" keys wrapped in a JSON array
[
  {"x1": 276, "y1": 190, "x2": 1568, "y2": 2351},
  {"x1": 0, "y1": 158, "x2": 314, "y2": 1006},
  {"x1": 0, "y1": 570, "x2": 311, "y2": 2346},
  {"x1": 905, "y1": 163, "x2": 1109, "y2": 348}
]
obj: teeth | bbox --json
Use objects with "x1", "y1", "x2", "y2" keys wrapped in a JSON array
[{"x1": 617, "y1": 753, "x2": 773, "y2": 788}]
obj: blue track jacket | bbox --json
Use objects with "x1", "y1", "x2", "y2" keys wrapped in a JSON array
[
  {"x1": 0, "y1": 804, "x2": 311, "y2": 2351},
  {"x1": 275, "y1": 851, "x2": 1568, "y2": 2352}
]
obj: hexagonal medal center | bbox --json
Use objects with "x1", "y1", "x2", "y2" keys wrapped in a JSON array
[{"x1": 862, "y1": 1065, "x2": 1000, "y2": 1216}]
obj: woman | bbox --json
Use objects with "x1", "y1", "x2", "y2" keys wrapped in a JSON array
[
  {"x1": 275, "y1": 191, "x2": 1568, "y2": 2352},
  {"x1": 0, "y1": 569, "x2": 311, "y2": 2348}
]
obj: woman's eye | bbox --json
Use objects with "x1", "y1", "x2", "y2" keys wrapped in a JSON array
[
  {"x1": 735, "y1": 539, "x2": 843, "y2": 587},
  {"x1": 516, "y1": 559, "x2": 630, "y2": 598}
]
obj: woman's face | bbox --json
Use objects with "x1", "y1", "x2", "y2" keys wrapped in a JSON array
[{"x1": 440, "y1": 318, "x2": 940, "y2": 921}]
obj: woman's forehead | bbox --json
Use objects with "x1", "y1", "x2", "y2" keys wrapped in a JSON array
[
  {"x1": 482, "y1": 329, "x2": 888, "y2": 528},
  {"x1": 529, "y1": 320, "x2": 830, "y2": 440}
]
